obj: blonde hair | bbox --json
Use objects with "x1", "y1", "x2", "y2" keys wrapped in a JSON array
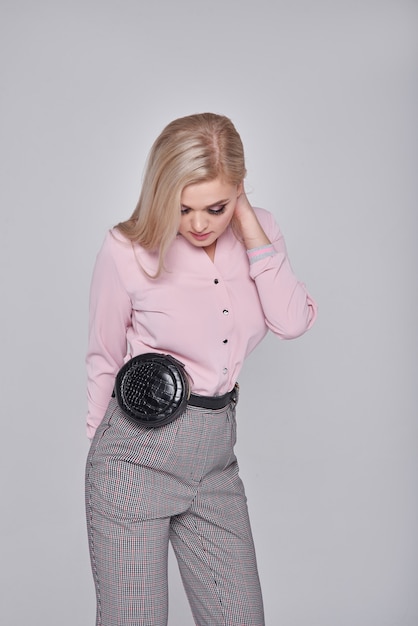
[{"x1": 116, "y1": 112, "x2": 246, "y2": 276}]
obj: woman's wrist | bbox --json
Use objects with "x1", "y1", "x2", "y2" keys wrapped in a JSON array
[
  {"x1": 234, "y1": 191, "x2": 271, "y2": 249},
  {"x1": 237, "y1": 209, "x2": 271, "y2": 249},
  {"x1": 247, "y1": 243, "x2": 276, "y2": 264}
]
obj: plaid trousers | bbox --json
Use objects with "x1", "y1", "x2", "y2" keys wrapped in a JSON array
[{"x1": 85, "y1": 397, "x2": 265, "y2": 626}]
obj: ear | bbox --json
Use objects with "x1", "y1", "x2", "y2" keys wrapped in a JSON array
[{"x1": 236, "y1": 181, "x2": 244, "y2": 196}]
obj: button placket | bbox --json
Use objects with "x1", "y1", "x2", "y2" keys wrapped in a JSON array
[
  {"x1": 213, "y1": 274, "x2": 233, "y2": 382},
  {"x1": 221, "y1": 308, "x2": 231, "y2": 376}
]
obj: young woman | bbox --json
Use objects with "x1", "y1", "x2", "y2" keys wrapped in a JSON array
[{"x1": 85, "y1": 112, "x2": 317, "y2": 626}]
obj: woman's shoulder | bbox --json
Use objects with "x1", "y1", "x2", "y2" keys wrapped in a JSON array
[
  {"x1": 106, "y1": 226, "x2": 131, "y2": 247},
  {"x1": 94, "y1": 228, "x2": 136, "y2": 277},
  {"x1": 99, "y1": 227, "x2": 160, "y2": 279},
  {"x1": 98, "y1": 227, "x2": 136, "y2": 260},
  {"x1": 252, "y1": 206, "x2": 281, "y2": 235},
  {"x1": 253, "y1": 206, "x2": 274, "y2": 221}
]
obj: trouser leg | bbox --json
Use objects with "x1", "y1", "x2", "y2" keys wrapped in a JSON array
[
  {"x1": 86, "y1": 502, "x2": 171, "y2": 626},
  {"x1": 86, "y1": 398, "x2": 264, "y2": 625},
  {"x1": 169, "y1": 459, "x2": 265, "y2": 626}
]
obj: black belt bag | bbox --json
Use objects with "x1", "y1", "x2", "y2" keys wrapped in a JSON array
[{"x1": 114, "y1": 353, "x2": 237, "y2": 428}]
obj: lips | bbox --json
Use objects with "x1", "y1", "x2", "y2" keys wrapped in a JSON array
[{"x1": 191, "y1": 232, "x2": 211, "y2": 241}]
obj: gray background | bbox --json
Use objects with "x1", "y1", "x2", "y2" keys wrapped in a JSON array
[{"x1": 1, "y1": 1, "x2": 417, "y2": 625}]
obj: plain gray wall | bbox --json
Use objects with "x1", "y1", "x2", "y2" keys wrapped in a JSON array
[{"x1": 1, "y1": 1, "x2": 417, "y2": 624}]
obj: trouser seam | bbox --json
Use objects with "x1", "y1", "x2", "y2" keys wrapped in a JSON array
[
  {"x1": 191, "y1": 514, "x2": 226, "y2": 626},
  {"x1": 86, "y1": 419, "x2": 114, "y2": 626},
  {"x1": 86, "y1": 471, "x2": 102, "y2": 625}
]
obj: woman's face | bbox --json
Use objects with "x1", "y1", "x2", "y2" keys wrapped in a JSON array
[{"x1": 179, "y1": 178, "x2": 242, "y2": 253}]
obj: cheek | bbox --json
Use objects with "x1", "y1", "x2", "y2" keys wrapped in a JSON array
[
  {"x1": 217, "y1": 212, "x2": 233, "y2": 231},
  {"x1": 178, "y1": 217, "x2": 188, "y2": 234}
]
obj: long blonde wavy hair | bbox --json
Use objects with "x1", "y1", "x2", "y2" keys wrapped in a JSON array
[{"x1": 116, "y1": 112, "x2": 246, "y2": 276}]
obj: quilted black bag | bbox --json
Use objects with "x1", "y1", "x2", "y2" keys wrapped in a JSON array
[{"x1": 114, "y1": 353, "x2": 191, "y2": 428}]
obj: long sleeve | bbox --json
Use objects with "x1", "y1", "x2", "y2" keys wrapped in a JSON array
[
  {"x1": 85, "y1": 214, "x2": 317, "y2": 439},
  {"x1": 248, "y1": 210, "x2": 317, "y2": 339},
  {"x1": 86, "y1": 233, "x2": 132, "y2": 439}
]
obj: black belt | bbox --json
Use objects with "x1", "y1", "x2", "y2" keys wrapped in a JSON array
[{"x1": 188, "y1": 384, "x2": 238, "y2": 410}]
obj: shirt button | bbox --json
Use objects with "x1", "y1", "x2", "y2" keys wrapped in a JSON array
[
  {"x1": 223, "y1": 339, "x2": 228, "y2": 344},
  {"x1": 214, "y1": 278, "x2": 219, "y2": 284},
  {"x1": 222, "y1": 309, "x2": 229, "y2": 315},
  {"x1": 222, "y1": 367, "x2": 228, "y2": 374}
]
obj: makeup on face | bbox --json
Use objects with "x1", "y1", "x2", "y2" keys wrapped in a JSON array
[{"x1": 178, "y1": 179, "x2": 240, "y2": 255}]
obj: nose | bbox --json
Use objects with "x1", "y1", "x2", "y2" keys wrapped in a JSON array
[{"x1": 191, "y1": 212, "x2": 208, "y2": 233}]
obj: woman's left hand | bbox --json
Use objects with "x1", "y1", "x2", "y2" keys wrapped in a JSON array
[{"x1": 233, "y1": 186, "x2": 271, "y2": 250}]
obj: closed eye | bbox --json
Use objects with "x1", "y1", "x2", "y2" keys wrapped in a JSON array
[
  {"x1": 208, "y1": 204, "x2": 227, "y2": 215},
  {"x1": 180, "y1": 201, "x2": 229, "y2": 215}
]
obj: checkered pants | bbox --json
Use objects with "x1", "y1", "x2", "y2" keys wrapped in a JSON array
[{"x1": 86, "y1": 397, "x2": 265, "y2": 626}]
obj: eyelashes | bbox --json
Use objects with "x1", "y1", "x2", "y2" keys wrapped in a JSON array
[
  {"x1": 208, "y1": 204, "x2": 227, "y2": 215},
  {"x1": 181, "y1": 203, "x2": 227, "y2": 216}
]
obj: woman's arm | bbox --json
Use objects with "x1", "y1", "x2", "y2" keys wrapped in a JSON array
[
  {"x1": 234, "y1": 193, "x2": 317, "y2": 339},
  {"x1": 86, "y1": 233, "x2": 132, "y2": 439},
  {"x1": 233, "y1": 189, "x2": 271, "y2": 249}
]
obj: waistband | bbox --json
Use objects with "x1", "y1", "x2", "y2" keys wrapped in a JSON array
[{"x1": 188, "y1": 384, "x2": 238, "y2": 410}]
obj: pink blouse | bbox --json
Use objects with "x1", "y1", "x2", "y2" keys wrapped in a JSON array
[{"x1": 86, "y1": 207, "x2": 317, "y2": 438}]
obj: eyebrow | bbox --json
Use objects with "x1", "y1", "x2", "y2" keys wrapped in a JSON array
[{"x1": 181, "y1": 198, "x2": 230, "y2": 210}]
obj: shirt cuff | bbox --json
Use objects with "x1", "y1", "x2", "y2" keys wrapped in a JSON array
[{"x1": 246, "y1": 244, "x2": 276, "y2": 265}]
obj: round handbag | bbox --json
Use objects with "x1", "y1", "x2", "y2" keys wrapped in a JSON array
[{"x1": 114, "y1": 353, "x2": 191, "y2": 427}]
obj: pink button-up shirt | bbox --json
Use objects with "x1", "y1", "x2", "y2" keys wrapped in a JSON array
[{"x1": 86, "y1": 207, "x2": 317, "y2": 438}]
